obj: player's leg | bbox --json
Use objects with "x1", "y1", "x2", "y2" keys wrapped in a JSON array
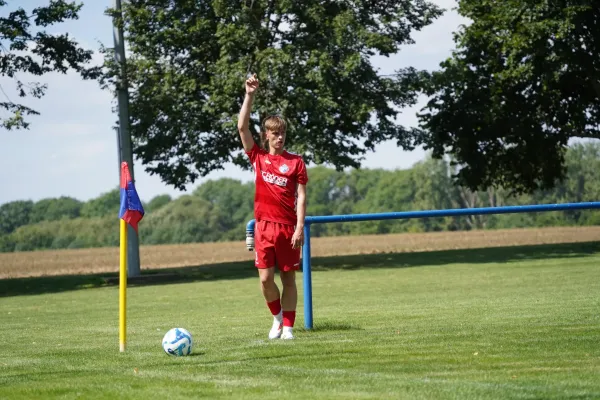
[
  {"x1": 274, "y1": 222, "x2": 301, "y2": 339},
  {"x1": 254, "y1": 220, "x2": 283, "y2": 339},
  {"x1": 258, "y1": 267, "x2": 284, "y2": 339},
  {"x1": 280, "y1": 269, "x2": 297, "y2": 339}
]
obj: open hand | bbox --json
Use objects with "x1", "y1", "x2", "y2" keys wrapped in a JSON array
[
  {"x1": 291, "y1": 228, "x2": 304, "y2": 249},
  {"x1": 245, "y1": 74, "x2": 259, "y2": 95}
]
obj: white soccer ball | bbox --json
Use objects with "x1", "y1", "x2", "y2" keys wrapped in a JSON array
[{"x1": 162, "y1": 327, "x2": 193, "y2": 356}]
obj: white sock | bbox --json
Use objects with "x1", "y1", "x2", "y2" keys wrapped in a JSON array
[
  {"x1": 269, "y1": 312, "x2": 283, "y2": 339},
  {"x1": 275, "y1": 311, "x2": 283, "y2": 323}
]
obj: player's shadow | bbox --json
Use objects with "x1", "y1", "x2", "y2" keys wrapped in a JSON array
[{"x1": 0, "y1": 241, "x2": 597, "y2": 298}]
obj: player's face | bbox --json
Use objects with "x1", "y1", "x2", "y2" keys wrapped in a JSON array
[{"x1": 266, "y1": 129, "x2": 285, "y2": 149}]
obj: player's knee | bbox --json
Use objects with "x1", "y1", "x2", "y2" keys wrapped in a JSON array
[
  {"x1": 282, "y1": 280, "x2": 296, "y2": 290},
  {"x1": 259, "y1": 272, "x2": 275, "y2": 287},
  {"x1": 280, "y1": 271, "x2": 296, "y2": 289}
]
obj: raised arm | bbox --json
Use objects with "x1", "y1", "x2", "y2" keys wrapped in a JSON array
[{"x1": 237, "y1": 74, "x2": 258, "y2": 152}]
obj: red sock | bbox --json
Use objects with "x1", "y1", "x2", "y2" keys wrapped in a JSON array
[
  {"x1": 266, "y1": 299, "x2": 281, "y2": 316},
  {"x1": 282, "y1": 311, "x2": 296, "y2": 327}
]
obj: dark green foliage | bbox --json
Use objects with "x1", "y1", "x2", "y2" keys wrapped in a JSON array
[
  {"x1": 99, "y1": 0, "x2": 443, "y2": 190},
  {"x1": 140, "y1": 195, "x2": 229, "y2": 244},
  {"x1": 29, "y1": 196, "x2": 82, "y2": 223},
  {"x1": 144, "y1": 194, "x2": 172, "y2": 213},
  {"x1": 1, "y1": 142, "x2": 599, "y2": 253},
  {"x1": 0, "y1": 0, "x2": 101, "y2": 130},
  {"x1": 417, "y1": 0, "x2": 600, "y2": 194},
  {"x1": 80, "y1": 189, "x2": 120, "y2": 218},
  {"x1": 0, "y1": 200, "x2": 33, "y2": 235},
  {"x1": 192, "y1": 178, "x2": 255, "y2": 241}
]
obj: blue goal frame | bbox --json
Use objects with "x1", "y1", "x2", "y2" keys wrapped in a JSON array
[{"x1": 246, "y1": 201, "x2": 600, "y2": 330}]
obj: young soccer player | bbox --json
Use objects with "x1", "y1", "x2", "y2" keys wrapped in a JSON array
[{"x1": 237, "y1": 74, "x2": 308, "y2": 340}]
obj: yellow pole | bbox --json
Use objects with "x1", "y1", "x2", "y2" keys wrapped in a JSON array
[{"x1": 119, "y1": 218, "x2": 127, "y2": 352}]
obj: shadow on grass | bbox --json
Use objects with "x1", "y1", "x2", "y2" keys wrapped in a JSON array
[
  {"x1": 296, "y1": 321, "x2": 363, "y2": 333},
  {"x1": 310, "y1": 240, "x2": 599, "y2": 272},
  {"x1": 1, "y1": 241, "x2": 597, "y2": 298}
]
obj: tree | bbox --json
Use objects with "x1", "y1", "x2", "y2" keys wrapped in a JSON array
[
  {"x1": 417, "y1": 0, "x2": 600, "y2": 195},
  {"x1": 144, "y1": 194, "x2": 172, "y2": 213},
  {"x1": 141, "y1": 195, "x2": 229, "y2": 244},
  {"x1": 101, "y1": 0, "x2": 443, "y2": 190},
  {"x1": 0, "y1": 0, "x2": 101, "y2": 130},
  {"x1": 2, "y1": 144, "x2": 600, "y2": 253},
  {"x1": 80, "y1": 188, "x2": 120, "y2": 218},
  {"x1": 0, "y1": 200, "x2": 33, "y2": 234},
  {"x1": 410, "y1": 156, "x2": 458, "y2": 231},
  {"x1": 29, "y1": 196, "x2": 82, "y2": 223}
]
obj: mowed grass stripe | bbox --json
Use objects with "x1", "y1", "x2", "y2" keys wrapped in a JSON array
[{"x1": 1, "y1": 244, "x2": 599, "y2": 399}]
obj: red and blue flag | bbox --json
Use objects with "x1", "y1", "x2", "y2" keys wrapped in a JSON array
[{"x1": 119, "y1": 161, "x2": 144, "y2": 233}]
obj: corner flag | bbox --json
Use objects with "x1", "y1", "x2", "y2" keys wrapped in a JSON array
[
  {"x1": 119, "y1": 161, "x2": 144, "y2": 232},
  {"x1": 118, "y1": 161, "x2": 144, "y2": 353}
]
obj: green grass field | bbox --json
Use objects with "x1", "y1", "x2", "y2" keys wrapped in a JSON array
[{"x1": 1, "y1": 242, "x2": 599, "y2": 399}]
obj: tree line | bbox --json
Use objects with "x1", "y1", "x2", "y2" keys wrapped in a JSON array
[
  {"x1": 4, "y1": 1, "x2": 599, "y2": 197},
  {"x1": 1, "y1": 142, "x2": 599, "y2": 253}
]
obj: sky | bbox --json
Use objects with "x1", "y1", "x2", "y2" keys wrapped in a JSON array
[{"x1": 0, "y1": 0, "x2": 469, "y2": 205}]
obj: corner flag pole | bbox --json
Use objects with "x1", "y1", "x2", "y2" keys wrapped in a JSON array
[
  {"x1": 119, "y1": 218, "x2": 127, "y2": 352},
  {"x1": 118, "y1": 161, "x2": 145, "y2": 352}
]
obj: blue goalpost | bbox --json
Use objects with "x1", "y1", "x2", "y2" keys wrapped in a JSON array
[{"x1": 246, "y1": 201, "x2": 600, "y2": 330}]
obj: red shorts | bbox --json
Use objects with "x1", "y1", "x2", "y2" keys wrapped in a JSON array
[{"x1": 254, "y1": 219, "x2": 300, "y2": 272}]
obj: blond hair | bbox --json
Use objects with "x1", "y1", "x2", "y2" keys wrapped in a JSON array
[{"x1": 261, "y1": 115, "x2": 287, "y2": 150}]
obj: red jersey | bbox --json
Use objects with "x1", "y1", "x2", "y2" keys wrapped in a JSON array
[{"x1": 246, "y1": 142, "x2": 308, "y2": 226}]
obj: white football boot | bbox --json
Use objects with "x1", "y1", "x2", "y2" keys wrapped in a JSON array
[
  {"x1": 280, "y1": 326, "x2": 294, "y2": 340},
  {"x1": 269, "y1": 314, "x2": 283, "y2": 339}
]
